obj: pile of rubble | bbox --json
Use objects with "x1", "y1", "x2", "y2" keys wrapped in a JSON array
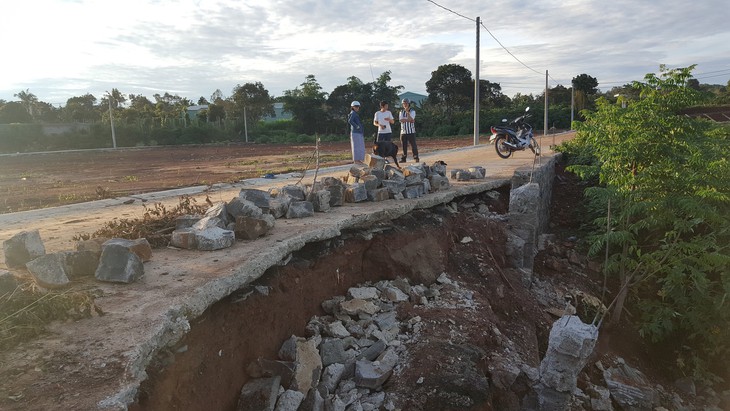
[{"x1": 235, "y1": 274, "x2": 466, "y2": 411}]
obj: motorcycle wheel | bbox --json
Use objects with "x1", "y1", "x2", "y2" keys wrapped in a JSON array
[
  {"x1": 494, "y1": 135, "x2": 512, "y2": 159},
  {"x1": 529, "y1": 137, "x2": 541, "y2": 156}
]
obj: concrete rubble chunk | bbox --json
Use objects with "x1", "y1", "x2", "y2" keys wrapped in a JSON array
[
  {"x1": 95, "y1": 240, "x2": 145, "y2": 283},
  {"x1": 75, "y1": 237, "x2": 108, "y2": 255},
  {"x1": 431, "y1": 161, "x2": 448, "y2": 176},
  {"x1": 286, "y1": 201, "x2": 315, "y2": 219},
  {"x1": 61, "y1": 250, "x2": 100, "y2": 278},
  {"x1": 320, "y1": 363, "x2": 345, "y2": 393},
  {"x1": 290, "y1": 337, "x2": 323, "y2": 395},
  {"x1": 403, "y1": 184, "x2": 424, "y2": 199},
  {"x1": 26, "y1": 253, "x2": 70, "y2": 288},
  {"x1": 170, "y1": 228, "x2": 196, "y2": 249},
  {"x1": 174, "y1": 214, "x2": 203, "y2": 230},
  {"x1": 339, "y1": 299, "x2": 380, "y2": 317},
  {"x1": 204, "y1": 201, "x2": 230, "y2": 226},
  {"x1": 277, "y1": 185, "x2": 306, "y2": 201},
  {"x1": 344, "y1": 184, "x2": 368, "y2": 203},
  {"x1": 324, "y1": 184, "x2": 345, "y2": 207},
  {"x1": 537, "y1": 315, "x2": 598, "y2": 411},
  {"x1": 3, "y1": 229, "x2": 46, "y2": 269},
  {"x1": 326, "y1": 321, "x2": 351, "y2": 339},
  {"x1": 103, "y1": 238, "x2": 152, "y2": 262},
  {"x1": 268, "y1": 199, "x2": 289, "y2": 219},
  {"x1": 367, "y1": 188, "x2": 390, "y2": 202},
  {"x1": 603, "y1": 359, "x2": 657, "y2": 411},
  {"x1": 381, "y1": 179, "x2": 406, "y2": 196},
  {"x1": 354, "y1": 347, "x2": 398, "y2": 389},
  {"x1": 365, "y1": 154, "x2": 385, "y2": 170},
  {"x1": 468, "y1": 166, "x2": 486, "y2": 179},
  {"x1": 274, "y1": 389, "x2": 305, "y2": 411},
  {"x1": 349, "y1": 164, "x2": 372, "y2": 178},
  {"x1": 236, "y1": 376, "x2": 281, "y2": 411},
  {"x1": 193, "y1": 216, "x2": 226, "y2": 230},
  {"x1": 348, "y1": 287, "x2": 379, "y2": 300},
  {"x1": 361, "y1": 175, "x2": 380, "y2": 191},
  {"x1": 247, "y1": 358, "x2": 296, "y2": 388},
  {"x1": 239, "y1": 188, "x2": 272, "y2": 213},
  {"x1": 307, "y1": 190, "x2": 331, "y2": 213},
  {"x1": 235, "y1": 215, "x2": 273, "y2": 240},
  {"x1": 319, "y1": 338, "x2": 347, "y2": 367},
  {"x1": 195, "y1": 227, "x2": 235, "y2": 251},
  {"x1": 228, "y1": 197, "x2": 264, "y2": 219}
]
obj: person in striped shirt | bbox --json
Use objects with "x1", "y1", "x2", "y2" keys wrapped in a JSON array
[{"x1": 399, "y1": 98, "x2": 419, "y2": 163}]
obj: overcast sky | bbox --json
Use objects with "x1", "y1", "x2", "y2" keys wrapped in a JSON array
[{"x1": 2, "y1": 0, "x2": 729, "y2": 106}]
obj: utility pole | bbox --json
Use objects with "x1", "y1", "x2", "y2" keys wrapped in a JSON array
[
  {"x1": 243, "y1": 106, "x2": 249, "y2": 143},
  {"x1": 542, "y1": 70, "x2": 548, "y2": 136},
  {"x1": 107, "y1": 92, "x2": 117, "y2": 149},
  {"x1": 473, "y1": 16, "x2": 480, "y2": 145}
]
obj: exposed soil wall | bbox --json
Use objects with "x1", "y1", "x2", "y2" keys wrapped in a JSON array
[{"x1": 129, "y1": 189, "x2": 518, "y2": 411}]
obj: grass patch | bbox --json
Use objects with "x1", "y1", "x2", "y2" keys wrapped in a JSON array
[{"x1": 0, "y1": 280, "x2": 102, "y2": 351}]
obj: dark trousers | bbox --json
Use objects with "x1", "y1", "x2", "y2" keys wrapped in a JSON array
[
  {"x1": 400, "y1": 133, "x2": 418, "y2": 159},
  {"x1": 376, "y1": 132, "x2": 392, "y2": 142}
]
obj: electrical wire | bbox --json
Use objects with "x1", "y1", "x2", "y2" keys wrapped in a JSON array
[{"x1": 424, "y1": 0, "x2": 474, "y2": 22}]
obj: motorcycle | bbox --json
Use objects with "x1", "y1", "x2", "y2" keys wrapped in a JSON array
[{"x1": 489, "y1": 107, "x2": 541, "y2": 159}]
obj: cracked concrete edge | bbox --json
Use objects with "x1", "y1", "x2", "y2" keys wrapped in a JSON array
[{"x1": 98, "y1": 173, "x2": 533, "y2": 409}]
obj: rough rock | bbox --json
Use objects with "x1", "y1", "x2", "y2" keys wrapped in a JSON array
[
  {"x1": 286, "y1": 201, "x2": 315, "y2": 219},
  {"x1": 94, "y1": 239, "x2": 145, "y2": 283},
  {"x1": 3, "y1": 229, "x2": 46, "y2": 268},
  {"x1": 236, "y1": 376, "x2": 281, "y2": 411},
  {"x1": 25, "y1": 253, "x2": 70, "y2": 288}
]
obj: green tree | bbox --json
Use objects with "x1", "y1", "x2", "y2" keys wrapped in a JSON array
[
  {"x1": 282, "y1": 74, "x2": 328, "y2": 134},
  {"x1": 0, "y1": 101, "x2": 32, "y2": 123},
  {"x1": 572, "y1": 73, "x2": 599, "y2": 114},
  {"x1": 426, "y1": 64, "x2": 473, "y2": 116},
  {"x1": 62, "y1": 94, "x2": 99, "y2": 123},
  {"x1": 13, "y1": 89, "x2": 38, "y2": 120},
  {"x1": 153, "y1": 93, "x2": 192, "y2": 127},
  {"x1": 326, "y1": 76, "x2": 373, "y2": 134},
  {"x1": 559, "y1": 64, "x2": 730, "y2": 379},
  {"x1": 231, "y1": 81, "x2": 274, "y2": 131},
  {"x1": 478, "y1": 79, "x2": 508, "y2": 108}
]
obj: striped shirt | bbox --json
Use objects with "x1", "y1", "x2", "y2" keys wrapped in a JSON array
[{"x1": 400, "y1": 109, "x2": 416, "y2": 134}]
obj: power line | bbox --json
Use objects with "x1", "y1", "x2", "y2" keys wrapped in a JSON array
[
  {"x1": 479, "y1": 21, "x2": 544, "y2": 77},
  {"x1": 424, "y1": 0, "x2": 474, "y2": 22}
]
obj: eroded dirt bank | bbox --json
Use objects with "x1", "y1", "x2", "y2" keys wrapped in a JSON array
[{"x1": 128, "y1": 186, "x2": 556, "y2": 411}]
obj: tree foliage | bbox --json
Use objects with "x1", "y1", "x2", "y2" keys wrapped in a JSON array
[{"x1": 558, "y1": 65, "x2": 730, "y2": 380}]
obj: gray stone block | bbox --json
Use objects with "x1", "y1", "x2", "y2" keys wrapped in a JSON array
[
  {"x1": 95, "y1": 242, "x2": 144, "y2": 284},
  {"x1": 286, "y1": 201, "x2": 315, "y2": 219},
  {"x1": 26, "y1": 253, "x2": 70, "y2": 288},
  {"x1": 345, "y1": 184, "x2": 368, "y2": 203},
  {"x1": 3, "y1": 229, "x2": 46, "y2": 269},
  {"x1": 61, "y1": 250, "x2": 100, "y2": 278},
  {"x1": 238, "y1": 189, "x2": 271, "y2": 213},
  {"x1": 195, "y1": 227, "x2": 235, "y2": 251},
  {"x1": 236, "y1": 376, "x2": 281, "y2": 411}
]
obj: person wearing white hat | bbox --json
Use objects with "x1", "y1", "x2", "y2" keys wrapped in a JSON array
[{"x1": 348, "y1": 101, "x2": 365, "y2": 164}]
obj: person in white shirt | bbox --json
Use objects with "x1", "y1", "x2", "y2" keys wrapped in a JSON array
[{"x1": 373, "y1": 101, "x2": 394, "y2": 142}]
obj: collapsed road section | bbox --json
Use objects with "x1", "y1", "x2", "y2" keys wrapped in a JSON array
[{"x1": 0, "y1": 152, "x2": 557, "y2": 410}]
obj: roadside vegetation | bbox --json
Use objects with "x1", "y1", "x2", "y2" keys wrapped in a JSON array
[{"x1": 556, "y1": 65, "x2": 730, "y2": 382}]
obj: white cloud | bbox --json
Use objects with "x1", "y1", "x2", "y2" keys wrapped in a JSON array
[{"x1": 1, "y1": 0, "x2": 729, "y2": 104}]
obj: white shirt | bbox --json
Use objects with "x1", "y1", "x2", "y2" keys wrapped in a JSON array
[{"x1": 374, "y1": 110, "x2": 393, "y2": 134}]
